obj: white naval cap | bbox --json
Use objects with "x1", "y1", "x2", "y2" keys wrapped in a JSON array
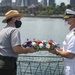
[
  {"x1": 66, "y1": 9, "x2": 75, "y2": 15},
  {"x1": 64, "y1": 9, "x2": 75, "y2": 19}
]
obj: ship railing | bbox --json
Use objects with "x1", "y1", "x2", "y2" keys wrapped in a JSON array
[{"x1": 17, "y1": 55, "x2": 64, "y2": 75}]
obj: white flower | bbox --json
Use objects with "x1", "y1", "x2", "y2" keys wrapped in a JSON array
[
  {"x1": 46, "y1": 44, "x2": 50, "y2": 49},
  {"x1": 32, "y1": 42, "x2": 37, "y2": 46},
  {"x1": 39, "y1": 43, "x2": 43, "y2": 48}
]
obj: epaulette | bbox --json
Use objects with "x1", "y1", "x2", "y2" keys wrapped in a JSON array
[{"x1": 73, "y1": 30, "x2": 75, "y2": 35}]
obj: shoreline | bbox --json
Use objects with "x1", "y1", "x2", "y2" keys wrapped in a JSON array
[
  {"x1": 0, "y1": 13, "x2": 63, "y2": 18},
  {"x1": 24, "y1": 14, "x2": 63, "y2": 18}
]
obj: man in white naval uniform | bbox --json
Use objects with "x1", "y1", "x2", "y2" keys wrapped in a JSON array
[{"x1": 49, "y1": 9, "x2": 75, "y2": 75}]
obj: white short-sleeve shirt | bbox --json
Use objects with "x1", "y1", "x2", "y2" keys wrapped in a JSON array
[{"x1": 63, "y1": 28, "x2": 75, "y2": 54}]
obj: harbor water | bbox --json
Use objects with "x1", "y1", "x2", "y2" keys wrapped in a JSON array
[
  {"x1": 0, "y1": 17, "x2": 69, "y2": 46},
  {"x1": 0, "y1": 17, "x2": 69, "y2": 56}
]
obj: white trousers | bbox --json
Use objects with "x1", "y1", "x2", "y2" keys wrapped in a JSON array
[{"x1": 64, "y1": 59, "x2": 75, "y2": 75}]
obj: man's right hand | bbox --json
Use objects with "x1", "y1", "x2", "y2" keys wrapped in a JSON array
[{"x1": 27, "y1": 47, "x2": 36, "y2": 53}]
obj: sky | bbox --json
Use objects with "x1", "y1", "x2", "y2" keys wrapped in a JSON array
[
  {"x1": 12, "y1": 0, "x2": 15, "y2": 2},
  {"x1": 55, "y1": 0, "x2": 70, "y2": 5},
  {"x1": 38, "y1": 0, "x2": 70, "y2": 5}
]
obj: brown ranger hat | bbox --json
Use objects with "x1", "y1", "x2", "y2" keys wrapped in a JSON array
[
  {"x1": 64, "y1": 9, "x2": 75, "y2": 19},
  {"x1": 2, "y1": 10, "x2": 25, "y2": 23}
]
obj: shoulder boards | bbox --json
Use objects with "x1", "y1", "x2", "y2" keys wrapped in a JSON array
[{"x1": 73, "y1": 30, "x2": 75, "y2": 35}]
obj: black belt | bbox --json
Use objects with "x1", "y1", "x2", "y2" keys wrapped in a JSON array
[{"x1": 0, "y1": 55, "x2": 17, "y2": 61}]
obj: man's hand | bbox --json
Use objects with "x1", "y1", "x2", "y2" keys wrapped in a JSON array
[
  {"x1": 28, "y1": 47, "x2": 36, "y2": 53},
  {"x1": 48, "y1": 49, "x2": 57, "y2": 54}
]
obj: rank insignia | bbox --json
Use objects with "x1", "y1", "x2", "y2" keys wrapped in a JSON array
[{"x1": 73, "y1": 30, "x2": 75, "y2": 35}]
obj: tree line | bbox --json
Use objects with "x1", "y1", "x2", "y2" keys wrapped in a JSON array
[{"x1": 36, "y1": 2, "x2": 75, "y2": 15}]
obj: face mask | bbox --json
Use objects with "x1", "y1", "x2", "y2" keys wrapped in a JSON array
[
  {"x1": 65, "y1": 21, "x2": 70, "y2": 29},
  {"x1": 15, "y1": 20, "x2": 22, "y2": 28}
]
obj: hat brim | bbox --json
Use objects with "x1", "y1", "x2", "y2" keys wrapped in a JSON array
[
  {"x1": 64, "y1": 14, "x2": 75, "y2": 19},
  {"x1": 64, "y1": 15, "x2": 70, "y2": 19},
  {"x1": 2, "y1": 14, "x2": 25, "y2": 23}
]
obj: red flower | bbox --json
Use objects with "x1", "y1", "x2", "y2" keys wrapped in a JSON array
[
  {"x1": 37, "y1": 41, "x2": 42, "y2": 44},
  {"x1": 33, "y1": 40, "x2": 37, "y2": 43},
  {"x1": 49, "y1": 40, "x2": 53, "y2": 46},
  {"x1": 26, "y1": 41, "x2": 32, "y2": 45}
]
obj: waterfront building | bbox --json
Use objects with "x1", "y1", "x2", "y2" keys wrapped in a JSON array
[
  {"x1": 1, "y1": 0, "x2": 12, "y2": 6},
  {"x1": 21, "y1": 0, "x2": 25, "y2": 6},
  {"x1": 28, "y1": 0, "x2": 38, "y2": 6},
  {"x1": 41, "y1": 0, "x2": 55, "y2": 6},
  {"x1": 12, "y1": 2, "x2": 16, "y2": 6},
  {"x1": 24, "y1": 0, "x2": 28, "y2": 6},
  {"x1": 41, "y1": 0, "x2": 47, "y2": 6},
  {"x1": 70, "y1": 0, "x2": 75, "y2": 5},
  {"x1": 15, "y1": 0, "x2": 21, "y2": 7},
  {"x1": 48, "y1": 0, "x2": 55, "y2": 5},
  {"x1": 15, "y1": 0, "x2": 38, "y2": 7}
]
